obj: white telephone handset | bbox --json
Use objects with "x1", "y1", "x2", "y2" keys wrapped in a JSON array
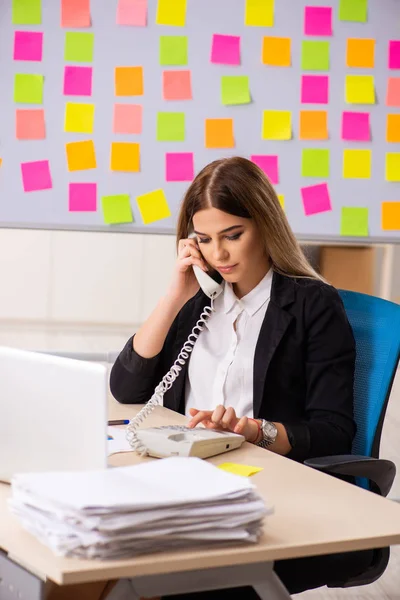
[{"x1": 125, "y1": 235, "x2": 244, "y2": 459}]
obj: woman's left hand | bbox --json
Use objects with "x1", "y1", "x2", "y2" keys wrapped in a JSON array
[{"x1": 187, "y1": 405, "x2": 260, "y2": 443}]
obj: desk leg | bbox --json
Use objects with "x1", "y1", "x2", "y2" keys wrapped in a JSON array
[{"x1": 0, "y1": 551, "x2": 44, "y2": 600}]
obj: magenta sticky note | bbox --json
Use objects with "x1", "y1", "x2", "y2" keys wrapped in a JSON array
[
  {"x1": 301, "y1": 75, "x2": 329, "y2": 104},
  {"x1": 63, "y1": 66, "x2": 92, "y2": 96},
  {"x1": 166, "y1": 152, "x2": 194, "y2": 182},
  {"x1": 301, "y1": 183, "x2": 332, "y2": 216},
  {"x1": 13, "y1": 31, "x2": 43, "y2": 61},
  {"x1": 211, "y1": 34, "x2": 240, "y2": 65},
  {"x1": 389, "y1": 40, "x2": 400, "y2": 69},
  {"x1": 117, "y1": 0, "x2": 147, "y2": 26},
  {"x1": 304, "y1": 6, "x2": 332, "y2": 36},
  {"x1": 250, "y1": 155, "x2": 279, "y2": 184},
  {"x1": 21, "y1": 160, "x2": 52, "y2": 192},
  {"x1": 69, "y1": 183, "x2": 97, "y2": 211},
  {"x1": 342, "y1": 112, "x2": 370, "y2": 141}
]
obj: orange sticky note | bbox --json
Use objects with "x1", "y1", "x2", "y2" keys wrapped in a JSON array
[
  {"x1": 16, "y1": 109, "x2": 45, "y2": 139},
  {"x1": 110, "y1": 142, "x2": 140, "y2": 172},
  {"x1": 387, "y1": 114, "x2": 400, "y2": 143},
  {"x1": 0, "y1": 158, "x2": 2, "y2": 168},
  {"x1": 382, "y1": 202, "x2": 400, "y2": 231},
  {"x1": 262, "y1": 37, "x2": 291, "y2": 66},
  {"x1": 346, "y1": 38, "x2": 375, "y2": 68},
  {"x1": 299, "y1": 110, "x2": 328, "y2": 140},
  {"x1": 61, "y1": 0, "x2": 90, "y2": 27},
  {"x1": 163, "y1": 70, "x2": 192, "y2": 100},
  {"x1": 386, "y1": 78, "x2": 400, "y2": 107},
  {"x1": 205, "y1": 118, "x2": 234, "y2": 148},
  {"x1": 115, "y1": 66, "x2": 143, "y2": 96},
  {"x1": 66, "y1": 140, "x2": 96, "y2": 171}
]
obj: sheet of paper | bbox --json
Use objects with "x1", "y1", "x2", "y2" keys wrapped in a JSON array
[
  {"x1": 382, "y1": 202, "x2": 400, "y2": 231},
  {"x1": 205, "y1": 118, "x2": 234, "y2": 148},
  {"x1": 387, "y1": 114, "x2": 400, "y2": 143},
  {"x1": 113, "y1": 104, "x2": 142, "y2": 134},
  {"x1": 166, "y1": 152, "x2": 194, "y2": 181},
  {"x1": 21, "y1": 160, "x2": 52, "y2": 192},
  {"x1": 218, "y1": 463, "x2": 263, "y2": 477},
  {"x1": 117, "y1": 0, "x2": 147, "y2": 26},
  {"x1": 304, "y1": 6, "x2": 332, "y2": 36},
  {"x1": 14, "y1": 74, "x2": 43, "y2": 104},
  {"x1": 64, "y1": 32, "x2": 94, "y2": 62},
  {"x1": 302, "y1": 149, "x2": 330, "y2": 178},
  {"x1": 245, "y1": 0, "x2": 274, "y2": 27},
  {"x1": 157, "y1": 112, "x2": 185, "y2": 141},
  {"x1": 64, "y1": 102, "x2": 94, "y2": 133},
  {"x1": 343, "y1": 149, "x2": 371, "y2": 178},
  {"x1": 61, "y1": 0, "x2": 90, "y2": 27},
  {"x1": 163, "y1": 70, "x2": 192, "y2": 100},
  {"x1": 115, "y1": 66, "x2": 143, "y2": 96},
  {"x1": 386, "y1": 153, "x2": 400, "y2": 182},
  {"x1": 136, "y1": 188, "x2": 171, "y2": 224},
  {"x1": 277, "y1": 194, "x2": 284, "y2": 209},
  {"x1": 301, "y1": 75, "x2": 329, "y2": 104},
  {"x1": 299, "y1": 110, "x2": 328, "y2": 140},
  {"x1": 110, "y1": 142, "x2": 140, "y2": 172},
  {"x1": 211, "y1": 34, "x2": 240, "y2": 65},
  {"x1": 301, "y1": 183, "x2": 332, "y2": 216},
  {"x1": 69, "y1": 182, "x2": 97, "y2": 212},
  {"x1": 386, "y1": 78, "x2": 400, "y2": 107},
  {"x1": 250, "y1": 155, "x2": 279, "y2": 184},
  {"x1": 340, "y1": 207, "x2": 368, "y2": 237},
  {"x1": 12, "y1": 0, "x2": 41, "y2": 25},
  {"x1": 341, "y1": 111, "x2": 370, "y2": 141},
  {"x1": 389, "y1": 41, "x2": 400, "y2": 70},
  {"x1": 346, "y1": 38, "x2": 375, "y2": 68},
  {"x1": 66, "y1": 140, "x2": 96, "y2": 171},
  {"x1": 63, "y1": 66, "x2": 92, "y2": 96},
  {"x1": 102, "y1": 194, "x2": 133, "y2": 225},
  {"x1": 14, "y1": 31, "x2": 43, "y2": 61},
  {"x1": 156, "y1": 0, "x2": 187, "y2": 26},
  {"x1": 160, "y1": 36, "x2": 188, "y2": 65},
  {"x1": 107, "y1": 427, "x2": 133, "y2": 455},
  {"x1": 262, "y1": 110, "x2": 291, "y2": 140},
  {"x1": 16, "y1": 109, "x2": 45, "y2": 140},
  {"x1": 262, "y1": 36, "x2": 291, "y2": 66},
  {"x1": 345, "y1": 75, "x2": 375, "y2": 104},
  {"x1": 339, "y1": 0, "x2": 367, "y2": 22},
  {"x1": 301, "y1": 41, "x2": 329, "y2": 71},
  {"x1": 221, "y1": 75, "x2": 250, "y2": 105}
]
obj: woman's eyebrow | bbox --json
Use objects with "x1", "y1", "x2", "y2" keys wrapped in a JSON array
[{"x1": 194, "y1": 225, "x2": 243, "y2": 236}]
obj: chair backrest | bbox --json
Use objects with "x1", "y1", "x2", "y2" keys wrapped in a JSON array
[{"x1": 339, "y1": 290, "x2": 400, "y2": 459}]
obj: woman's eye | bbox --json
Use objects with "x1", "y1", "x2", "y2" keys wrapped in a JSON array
[
  {"x1": 226, "y1": 233, "x2": 242, "y2": 241},
  {"x1": 197, "y1": 238, "x2": 210, "y2": 244}
]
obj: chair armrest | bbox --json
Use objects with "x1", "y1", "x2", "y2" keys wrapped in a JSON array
[{"x1": 304, "y1": 455, "x2": 396, "y2": 497}]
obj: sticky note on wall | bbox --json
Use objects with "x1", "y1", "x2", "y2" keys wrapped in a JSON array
[
  {"x1": 250, "y1": 155, "x2": 279, "y2": 184},
  {"x1": 382, "y1": 202, "x2": 400, "y2": 231},
  {"x1": 163, "y1": 70, "x2": 192, "y2": 100},
  {"x1": 301, "y1": 75, "x2": 329, "y2": 104},
  {"x1": 262, "y1": 37, "x2": 291, "y2": 67},
  {"x1": 12, "y1": 0, "x2": 41, "y2": 25},
  {"x1": 304, "y1": 6, "x2": 332, "y2": 36},
  {"x1": 343, "y1": 149, "x2": 372, "y2": 179},
  {"x1": 61, "y1": 0, "x2": 90, "y2": 28},
  {"x1": 221, "y1": 76, "x2": 250, "y2": 105},
  {"x1": 301, "y1": 183, "x2": 332, "y2": 216},
  {"x1": 156, "y1": 0, "x2": 187, "y2": 26},
  {"x1": 339, "y1": 0, "x2": 367, "y2": 22},
  {"x1": 341, "y1": 207, "x2": 368, "y2": 237},
  {"x1": 157, "y1": 112, "x2": 185, "y2": 141},
  {"x1": 386, "y1": 114, "x2": 400, "y2": 143},
  {"x1": 386, "y1": 78, "x2": 400, "y2": 107},
  {"x1": 14, "y1": 31, "x2": 43, "y2": 61},
  {"x1": 14, "y1": 73, "x2": 43, "y2": 103},
  {"x1": 117, "y1": 0, "x2": 147, "y2": 26},
  {"x1": 160, "y1": 36, "x2": 188, "y2": 66},
  {"x1": 205, "y1": 118, "x2": 234, "y2": 148},
  {"x1": 346, "y1": 38, "x2": 375, "y2": 68},
  {"x1": 66, "y1": 140, "x2": 96, "y2": 171},
  {"x1": 16, "y1": 109, "x2": 45, "y2": 139},
  {"x1": 211, "y1": 34, "x2": 241, "y2": 66},
  {"x1": 302, "y1": 149, "x2": 330, "y2": 178},
  {"x1": 64, "y1": 32, "x2": 94, "y2": 62},
  {"x1": 64, "y1": 66, "x2": 92, "y2": 96},
  {"x1": 165, "y1": 152, "x2": 194, "y2": 182},
  {"x1": 386, "y1": 153, "x2": 400, "y2": 182},
  {"x1": 110, "y1": 142, "x2": 140, "y2": 172},
  {"x1": 301, "y1": 41, "x2": 329, "y2": 71},
  {"x1": 341, "y1": 112, "x2": 370, "y2": 141},
  {"x1": 115, "y1": 66, "x2": 143, "y2": 96},
  {"x1": 345, "y1": 75, "x2": 375, "y2": 104},
  {"x1": 69, "y1": 182, "x2": 97, "y2": 212},
  {"x1": 299, "y1": 110, "x2": 328, "y2": 140},
  {"x1": 113, "y1": 104, "x2": 142, "y2": 134},
  {"x1": 137, "y1": 189, "x2": 171, "y2": 224},
  {"x1": 389, "y1": 41, "x2": 400, "y2": 70},
  {"x1": 102, "y1": 194, "x2": 133, "y2": 224},
  {"x1": 245, "y1": 0, "x2": 274, "y2": 27},
  {"x1": 21, "y1": 160, "x2": 52, "y2": 192},
  {"x1": 262, "y1": 110, "x2": 291, "y2": 140}
]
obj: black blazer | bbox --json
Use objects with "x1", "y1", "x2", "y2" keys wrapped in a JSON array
[{"x1": 110, "y1": 272, "x2": 356, "y2": 463}]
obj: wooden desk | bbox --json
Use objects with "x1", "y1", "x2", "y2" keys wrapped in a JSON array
[{"x1": 1, "y1": 398, "x2": 400, "y2": 600}]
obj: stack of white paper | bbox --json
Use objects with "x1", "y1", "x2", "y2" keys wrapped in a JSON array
[{"x1": 9, "y1": 457, "x2": 272, "y2": 559}]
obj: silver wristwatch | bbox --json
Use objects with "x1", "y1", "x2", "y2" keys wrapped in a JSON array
[{"x1": 257, "y1": 420, "x2": 278, "y2": 448}]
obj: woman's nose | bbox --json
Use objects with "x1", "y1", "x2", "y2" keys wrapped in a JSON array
[{"x1": 212, "y1": 245, "x2": 229, "y2": 262}]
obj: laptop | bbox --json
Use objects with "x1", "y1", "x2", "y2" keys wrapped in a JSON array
[{"x1": 0, "y1": 346, "x2": 108, "y2": 483}]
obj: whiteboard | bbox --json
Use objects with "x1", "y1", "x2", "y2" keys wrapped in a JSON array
[{"x1": 0, "y1": 0, "x2": 399, "y2": 243}]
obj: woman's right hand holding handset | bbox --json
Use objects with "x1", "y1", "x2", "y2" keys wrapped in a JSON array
[{"x1": 166, "y1": 237, "x2": 209, "y2": 307}]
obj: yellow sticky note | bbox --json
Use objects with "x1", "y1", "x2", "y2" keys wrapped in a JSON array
[
  {"x1": 66, "y1": 140, "x2": 96, "y2": 171},
  {"x1": 386, "y1": 114, "x2": 400, "y2": 143},
  {"x1": 382, "y1": 202, "x2": 400, "y2": 231},
  {"x1": 205, "y1": 118, "x2": 234, "y2": 148},
  {"x1": 345, "y1": 75, "x2": 375, "y2": 104},
  {"x1": 277, "y1": 194, "x2": 284, "y2": 209},
  {"x1": 346, "y1": 38, "x2": 375, "y2": 68},
  {"x1": 110, "y1": 142, "x2": 140, "y2": 172},
  {"x1": 137, "y1": 189, "x2": 171, "y2": 225},
  {"x1": 218, "y1": 463, "x2": 264, "y2": 477},
  {"x1": 343, "y1": 149, "x2": 371, "y2": 179},
  {"x1": 262, "y1": 37, "x2": 291, "y2": 66},
  {"x1": 64, "y1": 102, "x2": 94, "y2": 134},
  {"x1": 386, "y1": 153, "x2": 400, "y2": 182},
  {"x1": 156, "y1": 0, "x2": 187, "y2": 26},
  {"x1": 262, "y1": 110, "x2": 291, "y2": 140},
  {"x1": 245, "y1": 0, "x2": 274, "y2": 26}
]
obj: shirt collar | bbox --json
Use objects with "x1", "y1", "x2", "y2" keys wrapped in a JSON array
[{"x1": 223, "y1": 268, "x2": 273, "y2": 317}]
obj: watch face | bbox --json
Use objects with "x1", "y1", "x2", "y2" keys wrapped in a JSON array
[{"x1": 263, "y1": 421, "x2": 278, "y2": 440}]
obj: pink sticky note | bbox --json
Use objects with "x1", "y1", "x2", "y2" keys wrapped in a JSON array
[
  {"x1": 117, "y1": 0, "x2": 147, "y2": 25},
  {"x1": 250, "y1": 155, "x2": 279, "y2": 184},
  {"x1": 304, "y1": 6, "x2": 332, "y2": 36},
  {"x1": 166, "y1": 152, "x2": 194, "y2": 181},
  {"x1": 342, "y1": 112, "x2": 370, "y2": 141},
  {"x1": 163, "y1": 70, "x2": 192, "y2": 100},
  {"x1": 211, "y1": 34, "x2": 240, "y2": 65},
  {"x1": 387, "y1": 77, "x2": 400, "y2": 107},
  {"x1": 21, "y1": 160, "x2": 52, "y2": 192},
  {"x1": 389, "y1": 41, "x2": 400, "y2": 69},
  {"x1": 69, "y1": 183, "x2": 97, "y2": 211},
  {"x1": 301, "y1": 75, "x2": 329, "y2": 104},
  {"x1": 61, "y1": 0, "x2": 91, "y2": 27},
  {"x1": 16, "y1": 109, "x2": 45, "y2": 140},
  {"x1": 63, "y1": 66, "x2": 92, "y2": 96},
  {"x1": 13, "y1": 31, "x2": 43, "y2": 62},
  {"x1": 113, "y1": 104, "x2": 142, "y2": 134},
  {"x1": 301, "y1": 183, "x2": 332, "y2": 216}
]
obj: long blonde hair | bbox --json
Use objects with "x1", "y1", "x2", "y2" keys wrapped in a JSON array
[{"x1": 176, "y1": 156, "x2": 323, "y2": 281}]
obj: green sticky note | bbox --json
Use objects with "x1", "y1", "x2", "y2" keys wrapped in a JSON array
[
  {"x1": 65, "y1": 32, "x2": 94, "y2": 63},
  {"x1": 14, "y1": 74, "x2": 43, "y2": 104},
  {"x1": 157, "y1": 112, "x2": 185, "y2": 141},
  {"x1": 341, "y1": 207, "x2": 369, "y2": 237},
  {"x1": 301, "y1": 41, "x2": 330, "y2": 71},
  {"x1": 160, "y1": 36, "x2": 188, "y2": 66},
  {"x1": 302, "y1": 149, "x2": 330, "y2": 178},
  {"x1": 102, "y1": 194, "x2": 133, "y2": 225},
  {"x1": 12, "y1": 0, "x2": 41, "y2": 24},
  {"x1": 221, "y1": 76, "x2": 251, "y2": 105},
  {"x1": 339, "y1": 0, "x2": 367, "y2": 22}
]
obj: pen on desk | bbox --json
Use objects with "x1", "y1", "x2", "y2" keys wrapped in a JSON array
[{"x1": 108, "y1": 419, "x2": 129, "y2": 425}]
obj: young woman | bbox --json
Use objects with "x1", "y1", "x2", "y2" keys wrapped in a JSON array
[{"x1": 109, "y1": 157, "x2": 373, "y2": 597}]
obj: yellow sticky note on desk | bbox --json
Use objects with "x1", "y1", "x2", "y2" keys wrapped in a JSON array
[{"x1": 218, "y1": 463, "x2": 264, "y2": 477}]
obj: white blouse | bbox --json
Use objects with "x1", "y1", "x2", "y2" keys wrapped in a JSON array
[{"x1": 184, "y1": 269, "x2": 273, "y2": 418}]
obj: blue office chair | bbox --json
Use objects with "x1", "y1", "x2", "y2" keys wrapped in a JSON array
[{"x1": 305, "y1": 289, "x2": 400, "y2": 588}]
